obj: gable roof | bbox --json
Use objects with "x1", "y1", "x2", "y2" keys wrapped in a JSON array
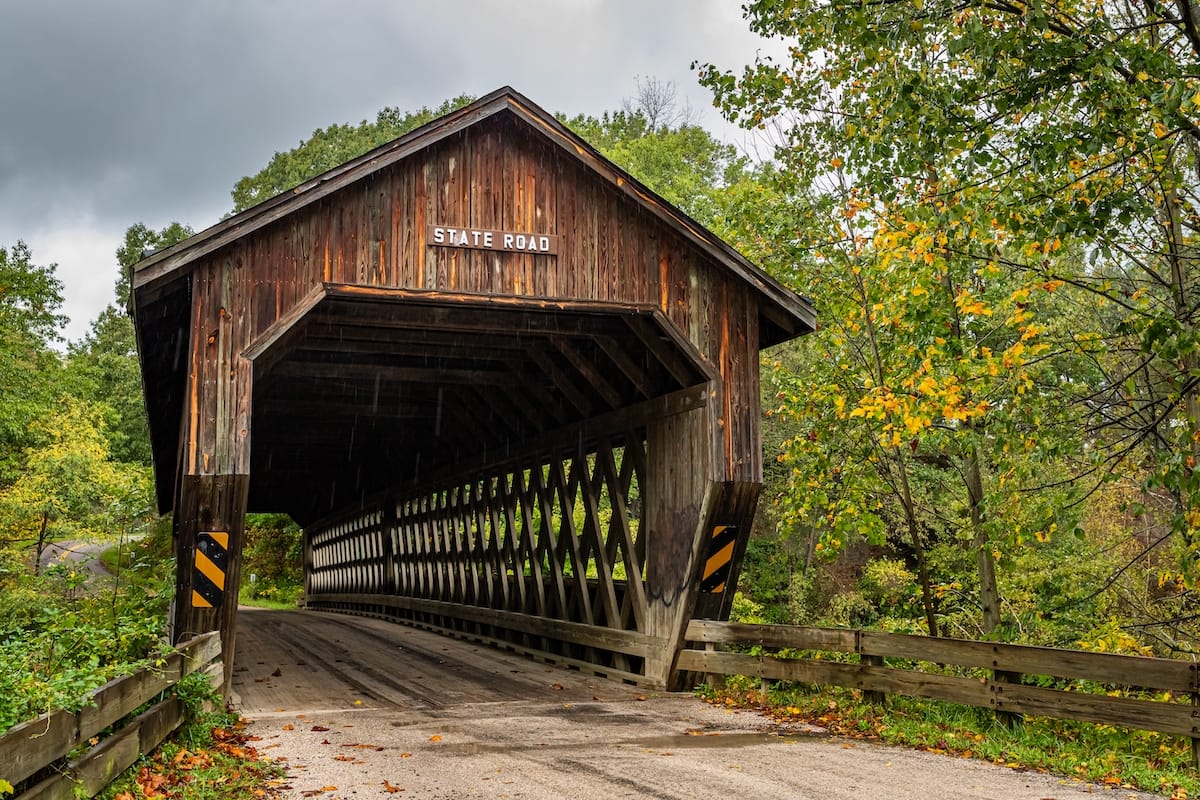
[{"x1": 132, "y1": 86, "x2": 815, "y2": 343}]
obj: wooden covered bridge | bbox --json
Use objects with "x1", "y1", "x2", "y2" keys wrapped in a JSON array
[{"x1": 132, "y1": 87, "x2": 815, "y2": 691}]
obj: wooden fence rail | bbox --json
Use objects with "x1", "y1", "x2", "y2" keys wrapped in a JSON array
[
  {"x1": 678, "y1": 620, "x2": 1200, "y2": 766},
  {"x1": 0, "y1": 633, "x2": 222, "y2": 800}
]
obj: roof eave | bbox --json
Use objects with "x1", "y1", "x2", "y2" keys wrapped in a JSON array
[{"x1": 131, "y1": 86, "x2": 816, "y2": 340}]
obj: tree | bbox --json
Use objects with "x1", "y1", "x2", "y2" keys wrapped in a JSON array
[
  {"x1": 0, "y1": 399, "x2": 132, "y2": 572},
  {"x1": 698, "y1": 0, "x2": 1200, "y2": 582},
  {"x1": 563, "y1": 87, "x2": 752, "y2": 232},
  {"x1": 230, "y1": 97, "x2": 476, "y2": 213},
  {"x1": 0, "y1": 242, "x2": 65, "y2": 485},
  {"x1": 622, "y1": 76, "x2": 698, "y2": 129},
  {"x1": 67, "y1": 223, "x2": 193, "y2": 465}
]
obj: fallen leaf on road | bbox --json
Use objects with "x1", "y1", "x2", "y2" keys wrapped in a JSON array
[
  {"x1": 333, "y1": 755, "x2": 356, "y2": 762},
  {"x1": 283, "y1": 724, "x2": 295, "y2": 731},
  {"x1": 635, "y1": 694, "x2": 648, "y2": 701},
  {"x1": 400, "y1": 753, "x2": 412, "y2": 758},
  {"x1": 430, "y1": 735, "x2": 442, "y2": 742},
  {"x1": 311, "y1": 725, "x2": 330, "y2": 732},
  {"x1": 300, "y1": 787, "x2": 338, "y2": 797},
  {"x1": 382, "y1": 781, "x2": 404, "y2": 793},
  {"x1": 551, "y1": 683, "x2": 564, "y2": 690}
]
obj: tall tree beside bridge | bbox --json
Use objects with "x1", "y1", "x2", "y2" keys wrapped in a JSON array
[{"x1": 699, "y1": 0, "x2": 1200, "y2": 634}]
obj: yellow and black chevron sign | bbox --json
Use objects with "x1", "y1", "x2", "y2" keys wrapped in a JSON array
[
  {"x1": 192, "y1": 531, "x2": 229, "y2": 609},
  {"x1": 700, "y1": 524, "x2": 738, "y2": 594}
]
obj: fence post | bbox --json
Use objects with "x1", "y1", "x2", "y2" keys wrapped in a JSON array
[
  {"x1": 1190, "y1": 663, "x2": 1199, "y2": 771},
  {"x1": 705, "y1": 641, "x2": 725, "y2": 691},
  {"x1": 991, "y1": 643, "x2": 1023, "y2": 729},
  {"x1": 858, "y1": 630, "x2": 886, "y2": 705}
]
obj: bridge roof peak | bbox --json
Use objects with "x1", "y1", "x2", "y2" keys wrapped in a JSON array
[{"x1": 133, "y1": 86, "x2": 813, "y2": 343}]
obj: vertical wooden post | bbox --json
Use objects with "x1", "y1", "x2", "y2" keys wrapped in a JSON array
[
  {"x1": 643, "y1": 405, "x2": 717, "y2": 689},
  {"x1": 1190, "y1": 664, "x2": 1199, "y2": 770},
  {"x1": 172, "y1": 473, "x2": 249, "y2": 697},
  {"x1": 993, "y1": 657, "x2": 1024, "y2": 728},
  {"x1": 857, "y1": 630, "x2": 886, "y2": 704},
  {"x1": 171, "y1": 261, "x2": 252, "y2": 698},
  {"x1": 382, "y1": 495, "x2": 399, "y2": 596}
]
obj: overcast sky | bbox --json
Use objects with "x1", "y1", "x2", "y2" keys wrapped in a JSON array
[{"x1": 0, "y1": 1, "x2": 779, "y2": 343}]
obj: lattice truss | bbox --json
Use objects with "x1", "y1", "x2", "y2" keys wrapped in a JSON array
[{"x1": 306, "y1": 433, "x2": 653, "y2": 678}]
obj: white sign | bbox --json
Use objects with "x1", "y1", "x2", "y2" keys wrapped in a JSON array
[{"x1": 427, "y1": 225, "x2": 558, "y2": 255}]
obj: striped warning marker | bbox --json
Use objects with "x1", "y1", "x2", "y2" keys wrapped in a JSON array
[
  {"x1": 191, "y1": 531, "x2": 229, "y2": 609},
  {"x1": 700, "y1": 524, "x2": 738, "y2": 594}
]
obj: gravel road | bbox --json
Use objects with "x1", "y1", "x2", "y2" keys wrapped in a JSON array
[{"x1": 232, "y1": 609, "x2": 1161, "y2": 800}]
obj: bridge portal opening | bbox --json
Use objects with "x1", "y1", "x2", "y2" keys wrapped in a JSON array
[{"x1": 132, "y1": 87, "x2": 815, "y2": 691}]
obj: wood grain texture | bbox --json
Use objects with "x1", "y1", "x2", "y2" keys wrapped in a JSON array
[
  {"x1": 2, "y1": 634, "x2": 219, "y2": 796},
  {"x1": 131, "y1": 92, "x2": 817, "y2": 696},
  {"x1": 678, "y1": 621, "x2": 1200, "y2": 745}
]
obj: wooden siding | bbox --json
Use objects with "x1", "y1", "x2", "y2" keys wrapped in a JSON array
[{"x1": 181, "y1": 115, "x2": 762, "y2": 484}]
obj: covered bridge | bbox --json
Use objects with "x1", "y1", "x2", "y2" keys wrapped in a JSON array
[{"x1": 132, "y1": 87, "x2": 815, "y2": 690}]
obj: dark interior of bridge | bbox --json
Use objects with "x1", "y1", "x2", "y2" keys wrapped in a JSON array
[{"x1": 137, "y1": 283, "x2": 713, "y2": 525}]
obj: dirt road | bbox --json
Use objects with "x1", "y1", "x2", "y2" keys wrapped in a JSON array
[
  {"x1": 233, "y1": 609, "x2": 1157, "y2": 800},
  {"x1": 39, "y1": 539, "x2": 112, "y2": 577}
]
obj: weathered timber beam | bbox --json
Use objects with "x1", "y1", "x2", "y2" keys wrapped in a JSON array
[
  {"x1": 624, "y1": 315, "x2": 710, "y2": 389},
  {"x1": 271, "y1": 361, "x2": 529, "y2": 387},
  {"x1": 593, "y1": 334, "x2": 657, "y2": 399},
  {"x1": 548, "y1": 335, "x2": 624, "y2": 410},
  {"x1": 527, "y1": 345, "x2": 594, "y2": 418}
]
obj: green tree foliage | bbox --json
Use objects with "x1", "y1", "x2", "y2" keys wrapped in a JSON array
[
  {"x1": 562, "y1": 109, "x2": 750, "y2": 230},
  {"x1": 699, "y1": 0, "x2": 1200, "y2": 638},
  {"x1": 0, "y1": 399, "x2": 152, "y2": 574},
  {"x1": 239, "y1": 514, "x2": 304, "y2": 606},
  {"x1": 0, "y1": 242, "x2": 65, "y2": 484},
  {"x1": 66, "y1": 222, "x2": 194, "y2": 465},
  {"x1": 230, "y1": 96, "x2": 476, "y2": 213}
]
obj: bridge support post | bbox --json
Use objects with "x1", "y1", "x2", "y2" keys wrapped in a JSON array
[
  {"x1": 643, "y1": 406, "x2": 717, "y2": 689},
  {"x1": 171, "y1": 473, "x2": 249, "y2": 696}
]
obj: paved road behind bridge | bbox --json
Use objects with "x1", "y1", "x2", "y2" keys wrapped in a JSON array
[{"x1": 233, "y1": 609, "x2": 1155, "y2": 800}]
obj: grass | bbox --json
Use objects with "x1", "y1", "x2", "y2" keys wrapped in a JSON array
[
  {"x1": 237, "y1": 594, "x2": 299, "y2": 610},
  {"x1": 238, "y1": 580, "x2": 303, "y2": 610},
  {"x1": 700, "y1": 677, "x2": 1199, "y2": 799}
]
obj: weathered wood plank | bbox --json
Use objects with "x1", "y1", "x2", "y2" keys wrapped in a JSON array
[
  {"x1": 993, "y1": 682, "x2": 1198, "y2": 737},
  {"x1": 859, "y1": 631, "x2": 1196, "y2": 692},
  {"x1": 307, "y1": 592, "x2": 663, "y2": 658},
  {"x1": 15, "y1": 698, "x2": 185, "y2": 800},
  {"x1": 2, "y1": 633, "x2": 218, "y2": 792},
  {"x1": 686, "y1": 622, "x2": 1198, "y2": 694},
  {"x1": 684, "y1": 619, "x2": 859, "y2": 652},
  {"x1": 0, "y1": 714, "x2": 77, "y2": 789},
  {"x1": 676, "y1": 650, "x2": 994, "y2": 710}
]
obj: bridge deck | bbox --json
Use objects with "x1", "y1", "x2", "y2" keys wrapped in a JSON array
[
  {"x1": 230, "y1": 609, "x2": 1134, "y2": 800},
  {"x1": 231, "y1": 607, "x2": 646, "y2": 715}
]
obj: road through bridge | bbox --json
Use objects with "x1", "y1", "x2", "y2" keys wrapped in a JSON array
[
  {"x1": 233, "y1": 608, "x2": 1154, "y2": 800},
  {"x1": 132, "y1": 87, "x2": 816, "y2": 692}
]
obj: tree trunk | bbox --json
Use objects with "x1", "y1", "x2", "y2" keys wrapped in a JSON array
[
  {"x1": 965, "y1": 443, "x2": 1001, "y2": 634},
  {"x1": 33, "y1": 513, "x2": 49, "y2": 576},
  {"x1": 895, "y1": 452, "x2": 940, "y2": 637}
]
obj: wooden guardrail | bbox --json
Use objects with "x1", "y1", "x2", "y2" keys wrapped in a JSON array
[
  {"x1": 678, "y1": 620, "x2": 1200, "y2": 767},
  {"x1": 0, "y1": 632, "x2": 222, "y2": 800}
]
